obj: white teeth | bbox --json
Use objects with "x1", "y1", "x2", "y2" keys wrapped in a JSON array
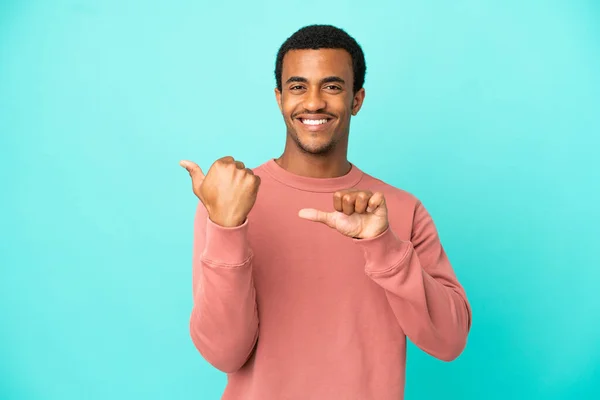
[{"x1": 301, "y1": 119, "x2": 328, "y2": 125}]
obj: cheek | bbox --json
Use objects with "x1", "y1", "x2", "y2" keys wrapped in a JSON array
[
  {"x1": 282, "y1": 101, "x2": 298, "y2": 118},
  {"x1": 335, "y1": 96, "x2": 353, "y2": 115}
]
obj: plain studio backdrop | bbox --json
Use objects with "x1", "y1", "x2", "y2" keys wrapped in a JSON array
[{"x1": 1, "y1": 1, "x2": 599, "y2": 399}]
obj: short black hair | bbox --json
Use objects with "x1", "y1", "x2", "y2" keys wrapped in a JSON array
[{"x1": 275, "y1": 25, "x2": 366, "y2": 94}]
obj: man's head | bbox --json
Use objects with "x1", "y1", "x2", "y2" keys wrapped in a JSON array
[{"x1": 274, "y1": 25, "x2": 366, "y2": 156}]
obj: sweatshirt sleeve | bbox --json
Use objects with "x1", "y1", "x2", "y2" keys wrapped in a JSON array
[
  {"x1": 189, "y1": 201, "x2": 259, "y2": 373},
  {"x1": 353, "y1": 200, "x2": 472, "y2": 362}
]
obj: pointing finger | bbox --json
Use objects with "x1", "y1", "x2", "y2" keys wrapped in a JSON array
[
  {"x1": 179, "y1": 160, "x2": 205, "y2": 183},
  {"x1": 298, "y1": 208, "x2": 337, "y2": 229}
]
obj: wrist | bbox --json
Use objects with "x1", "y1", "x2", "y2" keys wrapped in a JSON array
[
  {"x1": 208, "y1": 213, "x2": 247, "y2": 228},
  {"x1": 203, "y1": 217, "x2": 252, "y2": 264}
]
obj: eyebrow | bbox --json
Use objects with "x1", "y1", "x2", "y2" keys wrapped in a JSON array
[{"x1": 285, "y1": 76, "x2": 346, "y2": 85}]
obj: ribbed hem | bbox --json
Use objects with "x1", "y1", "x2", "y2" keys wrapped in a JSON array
[
  {"x1": 353, "y1": 227, "x2": 413, "y2": 273},
  {"x1": 202, "y1": 217, "x2": 252, "y2": 266}
]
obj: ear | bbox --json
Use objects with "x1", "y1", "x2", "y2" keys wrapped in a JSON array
[
  {"x1": 351, "y1": 88, "x2": 366, "y2": 116},
  {"x1": 274, "y1": 88, "x2": 283, "y2": 113}
]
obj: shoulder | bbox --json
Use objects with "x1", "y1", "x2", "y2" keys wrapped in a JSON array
[
  {"x1": 358, "y1": 170, "x2": 422, "y2": 210},
  {"x1": 357, "y1": 170, "x2": 443, "y2": 241}
]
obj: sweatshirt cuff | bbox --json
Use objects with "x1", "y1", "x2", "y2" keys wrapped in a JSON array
[
  {"x1": 202, "y1": 217, "x2": 252, "y2": 266},
  {"x1": 353, "y1": 226, "x2": 413, "y2": 273}
]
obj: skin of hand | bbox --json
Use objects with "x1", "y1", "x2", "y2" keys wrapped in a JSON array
[
  {"x1": 298, "y1": 189, "x2": 389, "y2": 239},
  {"x1": 180, "y1": 156, "x2": 261, "y2": 227}
]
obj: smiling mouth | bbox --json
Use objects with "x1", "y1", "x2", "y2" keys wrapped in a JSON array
[
  {"x1": 299, "y1": 118, "x2": 330, "y2": 126},
  {"x1": 295, "y1": 117, "x2": 335, "y2": 132}
]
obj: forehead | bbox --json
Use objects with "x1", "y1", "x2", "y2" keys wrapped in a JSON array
[{"x1": 281, "y1": 48, "x2": 353, "y2": 81}]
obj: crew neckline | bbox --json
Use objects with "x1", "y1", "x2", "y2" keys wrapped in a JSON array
[{"x1": 261, "y1": 158, "x2": 364, "y2": 192}]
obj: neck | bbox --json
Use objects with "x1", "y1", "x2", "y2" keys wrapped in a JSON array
[{"x1": 275, "y1": 137, "x2": 351, "y2": 179}]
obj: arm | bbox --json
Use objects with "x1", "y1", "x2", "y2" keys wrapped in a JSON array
[
  {"x1": 354, "y1": 201, "x2": 472, "y2": 361},
  {"x1": 189, "y1": 201, "x2": 259, "y2": 373}
]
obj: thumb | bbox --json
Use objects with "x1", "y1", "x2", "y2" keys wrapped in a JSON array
[
  {"x1": 298, "y1": 208, "x2": 337, "y2": 229},
  {"x1": 179, "y1": 160, "x2": 205, "y2": 184}
]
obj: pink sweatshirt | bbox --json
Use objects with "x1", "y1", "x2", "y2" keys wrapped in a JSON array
[{"x1": 189, "y1": 159, "x2": 472, "y2": 400}]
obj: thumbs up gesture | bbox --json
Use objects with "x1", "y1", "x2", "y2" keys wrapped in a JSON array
[
  {"x1": 180, "y1": 156, "x2": 261, "y2": 227},
  {"x1": 299, "y1": 190, "x2": 389, "y2": 239}
]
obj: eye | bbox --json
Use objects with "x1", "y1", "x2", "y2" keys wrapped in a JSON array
[
  {"x1": 325, "y1": 85, "x2": 342, "y2": 91},
  {"x1": 289, "y1": 85, "x2": 305, "y2": 91}
]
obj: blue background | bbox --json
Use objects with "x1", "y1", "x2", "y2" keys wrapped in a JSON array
[{"x1": 1, "y1": 1, "x2": 599, "y2": 399}]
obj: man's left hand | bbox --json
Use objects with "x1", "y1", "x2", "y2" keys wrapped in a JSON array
[{"x1": 298, "y1": 189, "x2": 389, "y2": 239}]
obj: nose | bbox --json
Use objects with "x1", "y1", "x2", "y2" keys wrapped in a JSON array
[{"x1": 302, "y1": 87, "x2": 326, "y2": 112}]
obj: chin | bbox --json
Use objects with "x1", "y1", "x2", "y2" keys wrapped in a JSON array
[
  {"x1": 300, "y1": 145, "x2": 334, "y2": 155},
  {"x1": 295, "y1": 136, "x2": 337, "y2": 155}
]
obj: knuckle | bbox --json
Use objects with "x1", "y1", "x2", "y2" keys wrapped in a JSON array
[{"x1": 218, "y1": 156, "x2": 234, "y2": 166}]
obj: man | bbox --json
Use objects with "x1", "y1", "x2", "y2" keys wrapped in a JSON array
[{"x1": 180, "y1": 24, "x2": 472, "y2": 400}]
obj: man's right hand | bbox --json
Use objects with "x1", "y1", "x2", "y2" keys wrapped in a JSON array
[{"x1": 180, "y1": 156, "x2": 261, "y2": 227}]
